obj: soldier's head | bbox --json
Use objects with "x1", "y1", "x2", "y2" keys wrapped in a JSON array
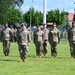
[
  {"x1": 4, "y1": 23, "x2": 8, "y2": 28},
  {"x1": 37, "y1": 26, "x2": 41, "y2": 31},
  {"x1": 72, "y1": 21, "x2": 75, "y2": 27},
  {"x1": 43, "y1": 24, "x2": 47, "y2": 29},
  {"x1": 21, "y1": 24, "x2": 26, "y2": 31},
  {"x1": 53, "y1": 22, "x2": 57, "y2": 28}
]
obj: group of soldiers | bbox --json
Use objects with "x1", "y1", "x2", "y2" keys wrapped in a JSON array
[
  {"x1": 0, "y1": 23, "x2": 30, "y2": 62},
  {"x1": 0, "y1": 21, "x2": 75, "y2": 62},
  {"x1": 34, "y1": 23, "x2": 60, "y2": 58},
  {"x1": 68, "y1": 21, "x2": 75, "y2": 58}
]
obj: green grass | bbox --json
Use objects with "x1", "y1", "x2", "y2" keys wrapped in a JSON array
[{"x1": 0, "y1": 40, "x2": 75, "y2": 75}]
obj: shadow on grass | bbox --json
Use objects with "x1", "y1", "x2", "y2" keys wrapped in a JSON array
[
  {"x1": 0, "y1": 59, "x2": 19, "y2": 62},
  {"x1": 57, "y1": 56, "x2": 74, "y2": 59},
  {"x1": 9, "y1": 55, "x2": 19, "y2": 57},
  {"x1": 28, "y1": 55, "x2": 36, "y2": 58},
  {"x1": 0, "y1": 54, "x2": 3, "y2": 57}
]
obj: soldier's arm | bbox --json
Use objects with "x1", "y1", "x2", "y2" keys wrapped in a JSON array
[
  {"x1": 0, "y1": 30, "x2": 3, "y2": 42},
  {"x1": 9, "y1": 29, "x2": 14, "y2": 42},
  {"x1": 33, "y1": 31, "x2": 36, "y2": 44},
  {"x1": 27, "y1": 31, "x2": 31, "y2": 43},
  {"x1": 67, "y1": 29, "x2": 70, "y2": 42},
  {"x1": 48, "y1": 31, "x2": 52, "y2": 44},
  {"x1": 57, "y1": 30, "x2": 60, "y2": 43},
  {"x1": 42, "y1": 31, "x2": 44, "y2": 41},
  {"x1": 16, "y1": 30, "x2": 20, "y2": 43}
]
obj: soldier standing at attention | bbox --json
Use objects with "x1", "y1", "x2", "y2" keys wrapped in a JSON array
[
  {"x1": 1, "y1": 23, "x2": 13, "y2": 56},
  {"x1": 17, "y1": 24, "x2": 30, "y2": 62},
  {"x1": 49, "y1": 23, "x2": 60, "y2": 58},
  {"x1": 34, "y1": 26, "x2": 44, "y2": 58},
  {"x1": 68, "y1": 22, "x2": 75, "y2": 58},
  {"x1": 43, "y1": 24, "x2": 49, "y2": 56}
]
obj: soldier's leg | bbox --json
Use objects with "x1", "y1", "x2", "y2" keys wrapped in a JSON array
[
  {"x1": 22, "y1": 45, "x2": 27, "y2": 62},
  {"x1": 72, "y1": 43, "x2": 75, "y2": 58},
  {"x1": 6, "y1": 41, "x2": 10, "y2": 56},
  {"x1": 70, "y1": 43, "x2": 73, "y2": 57},
  {"x1": 54, "y1": 42, "x2": 58, "y2": 57},
  {"x1": 51, "y1": 44, "x2": 54, "y2": 57},
  {"x1": 52, "y1": 42, "x2": 57, "y2": 58},
  {"x1": 38, "y1": 42, "x2": 41, "y2": 57},
  {"x1": 19, "y1": 45, "x2": 24, "y2": 61},
  {"x1": 35, "y1": 44, "x2": 39, "y2": 57},
  {"x1": 44, "y1": 40, "x2": 48, "y2": 56},
  {"x1": 42, "y1": 42, "x2": 44, "y2": 55},
  {"x1": 3, "y1": 41, "x2": 7, "y2": 56}
]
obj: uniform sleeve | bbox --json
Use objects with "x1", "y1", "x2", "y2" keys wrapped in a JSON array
[
  {"x1": 57, "y1": 29, "x2": 60, "y2": 43},
  {"x1": 67, "y1": 29, "x2": 70, "y2": 42},
  {"x1": 9, "y1": 29, "x2": 14, "y2": 42},
  {"x1": 0, "y1": 29, "x2": 3, "y2": 42},
  {"x1": 27, "y1": 31, "x2": 31, "y2": 43},
  {"x1": 42, "y1": 31, "x2": 44, "y2": 41},
  {"x1": 48, "y1": 31, "x2": 52, "y2": 44},
  {"x1": 33, "y1": 31, "x2": 36, "y2": 44}
]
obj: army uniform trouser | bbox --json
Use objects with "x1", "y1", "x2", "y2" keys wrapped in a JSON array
[
  {"x1": 43, "y1": 40, "x2": 48, "y2": 55},
  {"x1": 70, "y1": 43, "x2": 75, "y2": 58},
  {"x1": 3, "y1": 40, "x2": 10, "y2": 56},
  {"x1": 51, "y1": 42, "x2": 58, "y2": 58},
  {"x1": 35, "y1": 42, "x2": 43, "y2": 57},
  {"x1": 19, "y1": 44, "x2": 27, "y2": 61}
]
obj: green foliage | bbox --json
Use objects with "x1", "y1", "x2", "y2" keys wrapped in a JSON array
[
  {"x1": 0, "y1": 41, "x2": 75, "y2": 75},
  {"x1": 23, "y1": 8, "x2": 68, "y2": 26},
  {"x1": 23, "y1": 7, "x2": 43, "y2": 26},
  {"x1": 7, "y1": 7, "x2": 22, "y2": 24},
  {"x1": 47, "y1": 9, "x2": 68, "y2": 26},
  {"x1": 0, "y1": 0, "x2": 23, "y2": 24}
]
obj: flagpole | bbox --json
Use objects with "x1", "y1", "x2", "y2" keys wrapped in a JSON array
[{"x1": 43, "y1": 0, "x2": 46, "y2": 24}]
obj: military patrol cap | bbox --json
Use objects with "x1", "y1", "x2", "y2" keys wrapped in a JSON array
[
  {"x1": 37, "y1": 25, "x2": 40, "y2": 28},
  {"x1": 21, "y1": 23, "x2": 27, "y2": 27}
]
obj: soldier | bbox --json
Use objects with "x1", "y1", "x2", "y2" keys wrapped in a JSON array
[
  {"x1": 48, "y1": 23, "x2": 60, "y2": 58},
  {"x1": 43, "y1": 24, "x2": 49, "y2": 56},
  {"x1": 1, "y1": 23, "x2": 13, "y2": 56},
  {"x1": 17, "y1": 24, "x2": 30, "y2": 62},
  {"x1": 34, "y1": 26, "x2": 44, "y2": 58},
  {"x1": 68, "y1": 22, "x2": 75, "y2": 58}
]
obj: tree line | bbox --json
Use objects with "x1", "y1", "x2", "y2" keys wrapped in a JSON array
[{"x1": 0, "y1": 0, "x2": 68, "y2": 26}]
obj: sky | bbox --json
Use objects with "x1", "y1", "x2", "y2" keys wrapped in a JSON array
[{"x1": 21, "y1": 0, "x2": 75, "y2": 13}]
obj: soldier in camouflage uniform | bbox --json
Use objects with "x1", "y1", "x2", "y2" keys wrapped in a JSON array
[
  {"x1": 49, "y1": 23, "x2": 60, "y2": 58},
  {"x1": 68, "y1": 22, "x2": 75, "y2": 58},
  {"x1": 43, "y1": 24, "x2": 49, "y2": 56},
  {"x1": 1, "y1": 23, "x2": 13, "y2": 56},
  {"x1": 34, "y1": 26, "x2": 44, "y2": 58},
  {"x1": 17, "y1": 24, "x2": 30, "y2": 62}
]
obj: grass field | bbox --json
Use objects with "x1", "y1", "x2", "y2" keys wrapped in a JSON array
[{"x1": 0, "y1": 40, "x2": 75, "y2": 75}]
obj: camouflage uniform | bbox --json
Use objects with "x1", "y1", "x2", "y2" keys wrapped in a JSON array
[
  {"x1": 34, "y1": 29, "x2": 44, "y2": 57},
  {"x1": 43, "y1": 28, "x2": 49, "y2": 56},
  {"x1": 17, "y1": 26, "x2": 30, "y2": 61},
  {"x1": 68, "y1": 26, "x2": 75, "y2": 58},
  {"x1": 1, "y1": 27, "x2": 13, "y2": 56},
  {"x1": 49, "y1": 27, "x2": 60, "y2": 58}
]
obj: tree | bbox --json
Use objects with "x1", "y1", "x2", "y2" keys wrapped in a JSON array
[
  {"x1": 35, "y1": 11, "x2": 43, "y2": 25},
  {"x1": 47, "y1": 9, "x2": 68, "y2": 26},
  {"x1": 7, "y1": 6, "x2": 22, "y2": 24},
  {"x1": 0, "y1": 0, "x2": 23, "y2": 24},
  {"x1": 23, "y1": 7, "x2": 43, "y2": 26}
]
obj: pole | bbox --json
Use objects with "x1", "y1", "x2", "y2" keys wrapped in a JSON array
[
  {"x1": 43, "y1": 0, "x2": 46, "y2": 24},
  {"x1": 30, "y1": 7, "x2": 32, "y2": 28},
  {"x1": 30, "y1": 0, "x2": 34, "y2": 29}
]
